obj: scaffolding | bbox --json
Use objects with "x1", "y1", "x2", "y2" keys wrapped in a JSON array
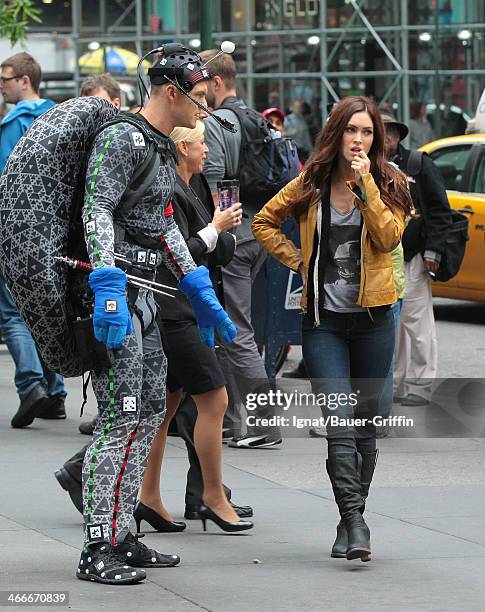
[{"x1": 64, "y1": 0, "x2": 485, "y2": 130}]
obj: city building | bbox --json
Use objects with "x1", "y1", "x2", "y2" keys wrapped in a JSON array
[{"x1": 24, "y1": 0, "x2": 485, "y2": 137}]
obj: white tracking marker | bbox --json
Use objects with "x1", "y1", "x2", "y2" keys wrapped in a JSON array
[
  {"x1": 220, "y1": 40, "x2": 236, "y2": 54},
  {"x1": 202, "y1": 40, "x2": 236, "y2": 68}
]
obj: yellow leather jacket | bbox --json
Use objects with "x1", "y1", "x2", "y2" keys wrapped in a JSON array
[{"x1": 252, "y1": 172, "x2": 406, "y2": 321}]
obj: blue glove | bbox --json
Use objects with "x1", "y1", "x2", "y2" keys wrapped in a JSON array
[
  {"x1": 89, "y1": 266, "x2": 133, "y2": 350},
  {"x1": 179, "y1": 266, "x2": 237, "y2": 348}
]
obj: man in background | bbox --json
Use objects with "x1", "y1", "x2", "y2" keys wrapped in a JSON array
[
  {"x1": 382, "y1": 112, "x2": 451, "y2": 407},
  {"x1": 200, "y1": 49, "x2": 282, "y2": 449},
  {"x1": 79, "y1": 73, "x2": 121, "y2": 110},
  {"x1": 0, "y1": 52, "x2": 67, "y2": 427},
  {"x1": 284, "y1": 99, "x2": 312, "y2": 162}
]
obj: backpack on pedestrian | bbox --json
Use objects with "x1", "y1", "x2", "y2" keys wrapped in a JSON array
[
  {"x1": 220, "y1": 101, "x2": 300, "y2": 210},
  {"x1": 406, "y1": 150, "x2": 469, "y2": 283},
  {"x1": 0, "y1": 96, "x2": 170, "y2": 376}
]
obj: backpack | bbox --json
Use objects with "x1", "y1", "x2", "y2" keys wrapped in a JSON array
[
  {"x1": 0, "y1": 96, "x2": 169, "y2": 377},
  {"x1": 220, "y1": 101, "x2": 300, "y2": 212},
  {"x1": 406, "y1": 150, "x2": 469, "y2": 283}
]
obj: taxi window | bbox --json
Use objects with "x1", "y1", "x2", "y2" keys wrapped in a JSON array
[
  {"x1": 428, "y1": 145, "x2": 472, "y2": 191},
  {"x1": 472, "y1": 151, "x2": 485, "y2": 194}
]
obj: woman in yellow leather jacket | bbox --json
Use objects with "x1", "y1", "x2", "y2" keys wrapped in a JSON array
[{"x1": 253, "y1": 96, "x2": 413, "y2": 562}]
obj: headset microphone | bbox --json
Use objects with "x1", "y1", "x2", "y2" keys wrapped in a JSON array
[{"x1": 136, "y1": 41, "x2": 237, "y2": 133}]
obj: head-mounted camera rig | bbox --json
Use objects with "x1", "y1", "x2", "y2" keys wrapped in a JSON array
[{"x1": 136, "y1": 41, "x2": 237, "y2": 133}]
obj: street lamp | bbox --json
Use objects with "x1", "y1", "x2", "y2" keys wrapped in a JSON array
[{"x1": 457, "y1": 30, "x2": 472, "y2": 41}]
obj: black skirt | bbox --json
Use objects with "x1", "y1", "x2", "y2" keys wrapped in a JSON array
[{"x1": 160, "y1": 318, "x2": 226, "y2": 395}]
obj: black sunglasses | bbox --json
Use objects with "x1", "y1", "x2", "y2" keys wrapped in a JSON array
[{"x1": 0, "y1": 75, "x2": 21, "y2": 84}]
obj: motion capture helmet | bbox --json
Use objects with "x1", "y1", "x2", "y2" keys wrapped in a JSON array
[
  {"x1": 137, "y1": 41, "x2": 237, "y2": 132},
  {"x1": 147, "y1": 44, "x2": 211, "y2": 92}
]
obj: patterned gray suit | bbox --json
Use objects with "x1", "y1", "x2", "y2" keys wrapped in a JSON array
[{"x1": 81, "y1": 120, "x2": 195, "y2": 547}]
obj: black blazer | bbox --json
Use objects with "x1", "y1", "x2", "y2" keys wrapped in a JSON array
[{"x1": 156, "y1": 173, "x2": 236, "y2": 321}]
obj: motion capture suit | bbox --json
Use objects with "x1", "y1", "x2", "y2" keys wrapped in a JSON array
[{"x1": 81, "y1": 118, "x2": 195, "y2": 547}]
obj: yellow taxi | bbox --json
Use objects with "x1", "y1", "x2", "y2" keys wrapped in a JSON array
[{"x1": 419, "y1": 133, "x2": 485, "y2": 301}]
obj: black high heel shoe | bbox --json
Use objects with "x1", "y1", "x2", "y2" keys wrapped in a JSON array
[
  {"x1": 134, "y1": 501, "x2": 186, "y2": 533},
  {"x1": 199, "y1": 505, "x2": 253, "y2": 533}
]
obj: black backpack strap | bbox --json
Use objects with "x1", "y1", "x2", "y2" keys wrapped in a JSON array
[
  {"x1": 90, "y1": 113, "x2": 177, "y2": 215},
  {"x1": 406, "y1": 150, "x2": 424, "y2": 177}
]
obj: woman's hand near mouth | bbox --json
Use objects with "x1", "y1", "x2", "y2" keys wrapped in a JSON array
[{"x1": 351, "y1": 149, "x2": 371, "y2": 187}]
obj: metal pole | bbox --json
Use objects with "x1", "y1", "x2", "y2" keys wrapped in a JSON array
[
  {"x1": 245, "y1": 0, "x2": 254, "y2": 108},
  {"x1": 135, "y1": 0, "x2": 143, "y2": 58},
  {"x1": 320, "y1": 0, "x2": 329, "y2": 126},
  {"x1": 433, "y1": 2, "x2": 442, "y2": 137},
  {"x1": 200, "y1": 0, "x2": 213, "y2": 50},
  {"x1": 401, "y1": 0, "x2": 410, "y2": 146},
  {"x1": 71, "y1": 0, "x2": 81, "y2": 94},
  {"x1": 278, "y1": 36, "x2": 284, "y2": 112}
]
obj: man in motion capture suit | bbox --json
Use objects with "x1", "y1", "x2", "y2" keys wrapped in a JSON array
[{"x1": 76, "y1": 44, "x2": 236, "y2": 585}]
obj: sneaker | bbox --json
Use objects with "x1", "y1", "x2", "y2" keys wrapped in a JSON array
[
  {"x1": 79, "y1": 416, "x2": 97, "y2": 436},
  {"x1": 77, "y1": 543, "x2": 146, "y2": 585},
  {"x1": 115, "y1": 532, "x2": 180, "y2": 568},
  {"x1": 37, "y1": 395, "x2": 67, "y2": 420},
  {"x1": 228, "y1": 433, "x2": 282, "y2": 449},
  {"x1": 401, "y1": 393, "x2": 430, "y2": 406},
  {"x1": 11, "y1": 384, "x2": 47, "y2": 428},
  {"x1": 309, "y1": 426, "x2": 327, "y2": 438}
]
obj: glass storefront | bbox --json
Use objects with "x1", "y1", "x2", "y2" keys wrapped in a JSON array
[{"x1": 30, "y1": 0, "x2": 485, "y2": 137}]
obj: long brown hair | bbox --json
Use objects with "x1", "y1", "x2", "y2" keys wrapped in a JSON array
[{"x1": 293, "y1": 96, "x2": 412, "y2": 217}]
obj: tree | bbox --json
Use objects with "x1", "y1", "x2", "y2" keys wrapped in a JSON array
[{"x1": 0, "y1": 0, "x2": 41, "y2": 47}]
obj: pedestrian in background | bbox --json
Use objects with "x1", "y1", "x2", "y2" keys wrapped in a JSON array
[
  {"x1": 0, "y1": 52, "x2": 67, "y2": 428},
  {"x1": 79, "y1": 73, "x2": 122, "y2": 110},
  {"x1": 382, "y1": 112, "x2": 452, "y2": 407},
  {"x1": 408, "y1": 101, "x2": 435, "y2": 149},
  {"x1": 200, "y1": 48, "x2": 282, "y2": 449},
  {"x1": 284, "y1": 99, "x2": 312, "y2": 162},
  {"x1": 262, "y1": 107, "x2": 285, "y2": 134},
  {"x1": 253, "y1": 96, "x2": 413, "y2": 561}
]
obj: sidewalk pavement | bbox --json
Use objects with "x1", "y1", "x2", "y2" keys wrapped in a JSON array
[{"x1": 2, "y1": 352, "x2": 485, "y2": 612}]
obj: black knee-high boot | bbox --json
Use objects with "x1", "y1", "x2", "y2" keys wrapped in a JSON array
[
  {"x1": 326, "y1": 452, "x2": 371, "y2": 561},
  {"x1": 328, "y1": 450, "x2": 378, "y2": 559}
]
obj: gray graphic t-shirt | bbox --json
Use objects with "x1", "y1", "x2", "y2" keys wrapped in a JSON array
[{"x1": 323, "y1": 204, "x2": 365, "y2": 312}]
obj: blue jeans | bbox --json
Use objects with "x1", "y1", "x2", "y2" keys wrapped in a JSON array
[
  {"x1": 302, "y1": 308, "x2": 394, "y2": 441},
  {"x1": 377, "y1": 299, "x2": 402, "y2": 418},
  {"x1": 0, "y1": 272, "x2": 66, "y2": 401}
]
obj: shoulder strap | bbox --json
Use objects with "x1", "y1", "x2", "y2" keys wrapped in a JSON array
[
  {"x1": 91, "y1": 113, "x2": 177, "y2": 215},
  {"x1": 219, "y1": 101, "x2": 273, "y2": 143},
  {"x1": 218, "y1": 102, "x2": 248, "y2": 144},
  {"x1": 406, "y1": 150, "x2": 428, "y2": 220},
  {"x1": 407, "y1": 150, "x2": 424, "y2": 177}
]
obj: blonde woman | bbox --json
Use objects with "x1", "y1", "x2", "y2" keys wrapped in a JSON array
[{"x1": 135, "y1": 121, "x2": 253, "y2": 533}]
